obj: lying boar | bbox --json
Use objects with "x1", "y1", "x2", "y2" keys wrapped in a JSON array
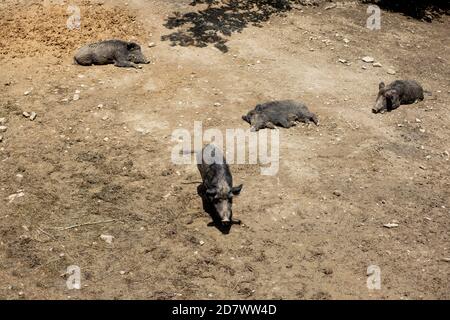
[
  {"x1": 197, "y1": 144, "x2": 243, "y2": 230},
  {"x1": 74, "y1": 40, "x2": 150, "y2": 68},
  {"x1": 372, "y1": 80, "x2": 426, "y2": 113},
  {"x1": 242, "y1": 100, "x2": 319, "y2": 131}
]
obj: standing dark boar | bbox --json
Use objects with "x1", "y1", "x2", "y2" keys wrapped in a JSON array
[
  {"x1": 197, "y1": 144, "x2": 243, "y2": 230},
  {"x1": 372, "y1": 80, "x2": 425, "y2": 113},
  {"x1": 242, "y1": 100, "x2": 319, "y2": 131},
  {"x1": 74, "y1": 40, "x2": 150, "y2": 68}
]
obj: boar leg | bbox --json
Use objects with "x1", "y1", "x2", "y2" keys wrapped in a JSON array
[
  {"x1": 114, "y1": 59, "x2": 142, "y2": 69},
  {"x1": 265, "y1": 121, "x2": 276, "y2": 129},
  {"x1": 278, "y1": 117, "x2": 296, "y2": 128}
]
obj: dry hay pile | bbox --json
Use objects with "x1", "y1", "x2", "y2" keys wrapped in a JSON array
[{"x1": 0, "y1": 0, "x2": 147, "y2": 59}]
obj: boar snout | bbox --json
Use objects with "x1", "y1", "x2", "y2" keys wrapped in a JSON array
[
  {"x1": 221, "y1": 218, "x2": 231, "y2": 226},
  {"x1": 372, "y1": 107, "x2": 385, "y2": 114}
]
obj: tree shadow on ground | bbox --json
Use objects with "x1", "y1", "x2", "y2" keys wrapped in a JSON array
[
  {"x1": 161, "y1": 0, "x2": 295, "y2": 53},
  {"x1": 161, "y1": 0, "x2": 449, "y2": 53},
  {"x1": 364, "y1": 0, "x2": 450, "y2": 21}
]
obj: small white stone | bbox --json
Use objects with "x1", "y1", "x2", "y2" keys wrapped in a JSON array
[
  {"x1": 383, "y1": 223, "x2": 399, "y2": 228},
  {"x1": 73, "y1": 94, "x2": 80, "y2": 101},
  {"x1": 362, "y1": 56, "x2": 375, "y2": 63},
  {"x1": 213, "y1": 102, "x2": 222, "y2": 107},
  {"x1": 0, "y1": 126, "x2": 7, "y2": 132},
  {"x1": 100, "y1": 234, "x2": 114, "y2": 244},
  {"x1": 119, "y1": 271, "x2": 126, "y2": 275},
  {"x1": 373, "y1": 62, "x2": 382, "y2": 67},
  {"x1": 29, "y1": 112, "x2": 37, "y2": 121},
  {"x1": 387, "y1": 69, "x2": 396, "y2": 75}
]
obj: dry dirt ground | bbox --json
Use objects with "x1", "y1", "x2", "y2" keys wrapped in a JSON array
[{"x1": 0, "y1": 0, "x2": 449, "y2": 299}]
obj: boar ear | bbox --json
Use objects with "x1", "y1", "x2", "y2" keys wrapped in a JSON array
[
  {"x1": 379, "y1": 82, "x2": 385, "y2": 90},
  {"x1": 231, "y1": 184, "x2": 243, "y2": 196},
  {"x1": 127, "y1": 42, "x2": 139, "y2": 50},
  {"x1": 385, "y1": 89, "x2": 397, "y2": 99}
]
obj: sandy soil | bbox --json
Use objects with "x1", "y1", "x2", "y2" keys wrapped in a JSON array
[{"x1": 0, "y1": 0, "x2": 449, "y2": 299}]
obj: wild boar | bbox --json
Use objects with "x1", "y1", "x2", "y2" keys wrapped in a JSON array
[
  {"x1": 372, "y1": 80, "x2": 425, "y2": 113},
  {"x1": 74, "y1": 40, "x2": 150, "y2": 68},
  {"x1": 197, "y1": 144, "x2": 243, "y2": 230},
  {"x1": 242, "y1": 100, "x2": 319, "y2": 131}
]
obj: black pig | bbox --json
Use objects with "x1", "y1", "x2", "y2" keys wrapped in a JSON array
[
  {"x1": 372, "y1": 80, "x2": 425, "y2": 113},
  {"x1": 197, "y1": 144, "x2": 242, "y2": 230},
  {"x1": 74, "y1": 40, "x2": 150, "y2": 68},
  {"x1": 242, "y1": 100, "x2": 319, "y2": 131}
]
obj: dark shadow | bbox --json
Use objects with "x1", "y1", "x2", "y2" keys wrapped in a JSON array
[
  {"x1": 162, "y1": 0, "x2": 449, "y2": 52},
  {"x1": 197, "y1": 184, "x2": 241, "y2": 234},
  {"x1": 161, "y1": 0, "x2": 294, "y2": 52},
  {"x1": 364, "y1": 0, "x2": 450, "y2": 21}
]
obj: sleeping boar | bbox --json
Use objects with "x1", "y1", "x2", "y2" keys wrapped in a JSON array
[
  {"x1": 197, "y1": 144, "x2": 243, "y2": 230},
  {"x1": 242, "y1": 100, "x2": 319, "y2": 131},
  {"x1": 372, "y1": 80, "x2": 426, "y2": 113},
  {"x1": 74, "y1": 40, "x2": 150, "y2": 68}
]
